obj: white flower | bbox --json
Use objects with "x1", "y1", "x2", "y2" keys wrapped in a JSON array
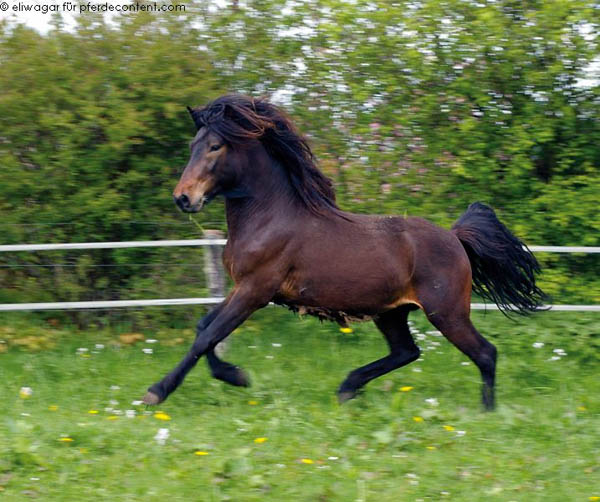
[
  {"x1": 532, "y1": 342, "x2": 544, "y2": 348},
  {"x1": 425, "y1": 398, "x2": 439, "y2": 407},
  {"x1": 125, "y1": 410, "x2": 136, "y2": 418},
  {"x1": 154, "y1": 428, "x2": 170, "y2": 445},
  {"x1": 461, "y1": 362, "x2": 471, "y2": 366},
  {"x1": 272, "y1": 343, "x2": 282, "y2": 347},
  {"x1": 553, "y1": 348, "x2": 567, "y2": 356},
  {"x1": 95, "y1": 344, "x2": 105, "y2": 350},
  {"x1": 142, "y1": 348, "x2": 153, "y2": 354},
  {"x1": 549, "y1": 356, "x2": 561, "y2": 361},
  {"x1": 406, "y1": 472, "x2": 419, "y2": 485},
  {"x1": 110, "y1": 385, "x2": 120, "y2": 391},
  {"x1": 76, "y1": 347, "x2": 88, "y2": 353},
  {"x1": 456, "y1": 430, "x2": 466, "y2": 437},
  {"x1": 131, "y1": 400, "x2": 143, "y2": 406},
  {"x1": 145, "y1": 339, "x2": 158, "y2": 344},
  {"x1": 19, "y1": 386, "x2": 33, "y2": 398},
  {"x1": 109, "y1": 399, "x2": 119, "y2": 406}
]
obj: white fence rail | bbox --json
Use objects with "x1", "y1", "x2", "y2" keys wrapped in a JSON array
[
  {"x1": 0, "y1": 239, "x2": 598, "y2": 312},
  {"x1": 0, "y1": 240, "x2": 598, "y2": 253},
  {"x1": 1, "y1": 299, "x2": 599, "y2": 312},
  {"x1": 0, "y1": 239, "x2": 227, "y2": 252}
]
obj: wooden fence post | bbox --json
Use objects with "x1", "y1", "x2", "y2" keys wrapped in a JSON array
[{"x1": 203, "y1": 229, "x2": 228, "y2": 356}]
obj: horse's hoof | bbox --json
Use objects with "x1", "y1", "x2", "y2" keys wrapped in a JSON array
[
  {"x1": 337, "y1": 390, "x2": 357, "y2": 404},
  {"x1": 214, "y1": 366, "x2": 251, "y2": 387},
  {"x1": 142, "y1": 391, "x2": 162, "y2": 405},
  {"x1": 233, "y1": 368, "x2": 251, "y2": 387}
]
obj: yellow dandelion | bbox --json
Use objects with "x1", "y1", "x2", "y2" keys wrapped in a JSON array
[
  {"x1": 413, "y1": 416, "x2": 424, "y2": 423},
  {"x1": 399, "y1": 386, "x2": 413, "y2": 392},
  {"x1": 59, "y1": 437, "x2": 73, "y2": 442},
  {"x1": 154, "y1": 412, "x2": 171, "y2": 421},
  {"x1": 81, "y1": 354, "x2": 91, "y2": 358},
  {"x1": 339, "y1": 327, "x2": 353, "y2": 334},
  {"x1": 426, "y1": 445, "x2": 437, "y2": 450},
  {"x1": 194, "y1": 451, "x2": 209, "y2": 456},
  {"x1": 589, "y1": 497, "x2": 600, "y2": 502},
  {"x1": 88, "y1": 410, "x2": 99, "y2": 414},
  {"x1": 577, "y1": 406, "x2": 587, "y2": 412},
  {"x1": 248, "y1": 400, "x2": 258, "y2": 406},
  {"x1": 443, "y1": 425, "x2": 455, "y2": 431},
  {"x1": 254, "y1": 437, "x2": 268, "y2": 444},
  {"x1": 48, "y1": 405, "x2": 59, "y2": 411},
  {"x1": 301, "y1": 458, "x2": 314, "y2": 464},
  {"x1": 106, "y1": 416, "x2": 119, "y2": 420}
]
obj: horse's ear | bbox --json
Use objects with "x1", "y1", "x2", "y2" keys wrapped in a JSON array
[{"x1": 187, "y1": 106, "x2": 202, "y2": 130}]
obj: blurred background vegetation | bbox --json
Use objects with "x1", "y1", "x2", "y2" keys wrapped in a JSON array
[{"x1": 0, "y1": 0, "x2": 598, "y2": 327}]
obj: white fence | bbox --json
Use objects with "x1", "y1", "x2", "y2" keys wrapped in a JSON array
[
  {"x1": 0, "y1": 241, "x2": 598, "y2": 253},
  {"x1": 0, "y1": 239, "x2": 598, "y2": 312}
]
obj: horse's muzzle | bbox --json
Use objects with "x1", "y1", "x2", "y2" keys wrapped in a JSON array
[{"x1": 174, "y1": 194, "x2": 205, "y2": 213}]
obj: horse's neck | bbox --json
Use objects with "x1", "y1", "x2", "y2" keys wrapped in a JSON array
[{"x1": 224, "y1": 158, "x2": 301, "y2": 243}]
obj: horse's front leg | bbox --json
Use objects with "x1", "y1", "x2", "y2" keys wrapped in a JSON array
[
  {"x1": 200, "y1": 301, "x2": 251, "y2": 387},
  {"x1": 193, "y1": 302, "x2": 250, "y2": 387},
  {"x1": 142, "y1": 285, "x2": 269, "y2": 405}
]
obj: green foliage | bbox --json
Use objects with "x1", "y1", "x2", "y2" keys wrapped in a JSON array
[{"x1": 0, "y1": 1, "x2": 599, "y2": 319}]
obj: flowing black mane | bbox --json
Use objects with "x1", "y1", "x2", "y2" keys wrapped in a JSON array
[{"x1": 188, "y1": 94, "x2": 340, "y2": 216}]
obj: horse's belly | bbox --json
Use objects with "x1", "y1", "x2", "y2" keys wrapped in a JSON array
[
  {"x1": 272, "y1": 297, "x2": 375, "y2": 326},
  {"x1": 274, "y1": 268, "x2": 414, "y2": 325}
]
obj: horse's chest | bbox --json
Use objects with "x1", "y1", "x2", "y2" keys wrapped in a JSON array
[{"x1": 221, "y1": 245, "x2": 256, "y2": 281}]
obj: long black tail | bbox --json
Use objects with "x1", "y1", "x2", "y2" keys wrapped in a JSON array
[{"x1": 452, "y1": 202, "x2": 546, "y2": 315}]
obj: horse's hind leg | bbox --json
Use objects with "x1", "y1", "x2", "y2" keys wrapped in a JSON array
[
  {"x1": 337, "y1": 305, "x2": 421, "y2": 403},
  {"x1": 198, "y1": 304, "x2": 250, "y2": 387},
  {"x1": 425, "y1": 309, "x2": 497, "y2": 410}
]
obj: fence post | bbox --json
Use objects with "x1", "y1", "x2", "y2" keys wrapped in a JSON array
[{"x1": 203, "y1": 229, "x2": 228, "y2": 356}]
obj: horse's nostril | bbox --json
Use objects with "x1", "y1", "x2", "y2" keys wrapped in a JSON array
[{"x1": 175, "y1": 194, "x2": 190, "y2": 210}]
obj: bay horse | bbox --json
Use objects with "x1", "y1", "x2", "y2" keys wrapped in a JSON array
[{"x1": 142, "y1": 94, "x2": 545, "y2": 410}]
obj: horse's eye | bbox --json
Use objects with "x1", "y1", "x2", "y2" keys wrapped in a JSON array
[{"x1": 210, "y1": 144, "x2": 222, "y2": 152}]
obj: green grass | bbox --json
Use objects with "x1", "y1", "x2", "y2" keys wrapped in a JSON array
[{"x1": 1, "y1": 309, "x2": 599, "y2": 501}]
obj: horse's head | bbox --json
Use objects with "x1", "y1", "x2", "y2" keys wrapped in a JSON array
[
  {"x1": 174, "y1": 95, "x2": 339, "y2": 215},
  {"x1": 173, "y1": 107, "x2": 239, "y2": 212}
]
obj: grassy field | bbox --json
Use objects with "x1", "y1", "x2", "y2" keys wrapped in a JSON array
[{"x1": 0, "y1": 308, "x2": 599, "y2": 501}]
